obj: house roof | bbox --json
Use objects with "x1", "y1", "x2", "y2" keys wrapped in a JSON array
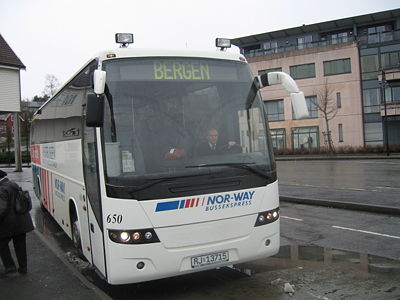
[
  {"x1": 0, "y1": 33, "x2": 25, "y2": 69},
  {"x1": 231, "y1": 8, "x2": 400, "y2": 46}
]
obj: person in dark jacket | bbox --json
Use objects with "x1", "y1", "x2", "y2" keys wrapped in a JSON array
[
  {"x1": 195, "y1": 128, "x2": 241, "y2": 156},
  {"x1": 0, "y1": 170, "x2": 34, "y2": 276}
]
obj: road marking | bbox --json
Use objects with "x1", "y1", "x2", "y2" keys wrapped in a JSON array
[
  {"x1": 281, "y1": 216, "x2": 304, "y2": 222},
  {"x1": 332, "y1": 225, "x2": 400, "y2": 240},
  {"x1": 281, "y1": 183, "x2": 378, "y2": 192}
]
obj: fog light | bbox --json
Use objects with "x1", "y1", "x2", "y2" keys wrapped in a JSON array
[
  {"x1": 265, "y1": 239, "x2": 271, "y2": 246},
  {"x1": 120, "y1": 232, "x2": 130, "y2": 242},
  {"x1": 144, "y1": 232, "x2": 153, "y2": 240},
  {"x1": 137, "y1": 262, "x2": 145, "y2": 269}
]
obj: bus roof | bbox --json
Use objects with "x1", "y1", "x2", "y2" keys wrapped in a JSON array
[{"x1": 96, "y1": 47, "x2": 247, "y2": 63}]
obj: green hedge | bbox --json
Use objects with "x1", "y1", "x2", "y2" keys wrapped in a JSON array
[
  {"x1": 0, "y1": 151, "x2": 31, "y2": 164},
  {"x1": 274, "y1": 144, "x2": 400, "y2": 156}
]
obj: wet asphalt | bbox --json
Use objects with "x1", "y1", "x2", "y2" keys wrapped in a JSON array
[{"x1": 0, "y1": 157, "x2": 399, "y2": 299}]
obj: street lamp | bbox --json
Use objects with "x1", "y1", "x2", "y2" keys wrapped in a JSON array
[{"x1": 380, "y1": 70, "x2": 390, "y2": 156}]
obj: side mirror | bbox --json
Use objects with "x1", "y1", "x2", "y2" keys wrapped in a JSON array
[
  {"x1": 93, "y1": 70, "x2": 106, "y2": 95},
  {"x1": 86, "y1": 94, "x2": 105, "y2": 127},
  {"x1": 257, "y1": 71, "x2": 309, "y2": 119},
  {"x1": 290, "y1": 91, "x2": 309, "y2": 119}
]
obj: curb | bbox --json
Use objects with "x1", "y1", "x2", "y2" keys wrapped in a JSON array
[
  {"x1": 280, "y1": 196, "x2": 400, "y2": 216},
  {"x1": 276, "y1": 155, "x2": 400, "y2": 161}
]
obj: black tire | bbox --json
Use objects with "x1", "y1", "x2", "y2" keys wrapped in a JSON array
[{"x1": 72, "y1": 219, "x2": 82, "y2": 251}]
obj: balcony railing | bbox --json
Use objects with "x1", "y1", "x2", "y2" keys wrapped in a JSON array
[
  {"x1": 244, "y1": 37, "x2": 355, "y2": 58},
  {"x1": 358, "y1": 30, "x2": 400, "y2": 45},
  {"x1": 243, "y1": 30, "x2": 400, "y2": 58}
]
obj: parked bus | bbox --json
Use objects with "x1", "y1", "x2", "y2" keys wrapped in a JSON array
[{"x1": 31, "y1": 34, "x2": 308, "y2": 285}]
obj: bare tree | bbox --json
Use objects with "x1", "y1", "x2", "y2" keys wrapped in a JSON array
[
  {"x1": 313, "y1": 79, "x2": 338, "y2": 153},
  {"x1": 43, "y1": 74, "x2": 60, "y2": 98}
]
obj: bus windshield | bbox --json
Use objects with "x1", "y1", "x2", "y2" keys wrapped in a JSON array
[{"x1": 102, "y1": 57, "x2": 275, "y2": 200}]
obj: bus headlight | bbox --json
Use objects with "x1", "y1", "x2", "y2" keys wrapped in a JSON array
[
  {"x1": 109, "y1": 229, "x2": 160, "y2": 244},
  {"x1": 120, "y1": 232, "x2": 131, "y2": 242},
  {"x1": 254, "y1": 208, "x2": 280, "y2": 227}
]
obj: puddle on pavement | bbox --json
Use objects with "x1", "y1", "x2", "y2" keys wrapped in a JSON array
[{"x1": 234, "y1": 244, "x2": 400, "y2": 276}]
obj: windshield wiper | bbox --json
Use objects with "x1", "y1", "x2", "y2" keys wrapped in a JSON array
[
  {"x1": 123, "y1": 173, "x2": 206, "y2": 194},
  {"x1": 185, "y1": 163, "x2": 272, "y2": 180}
]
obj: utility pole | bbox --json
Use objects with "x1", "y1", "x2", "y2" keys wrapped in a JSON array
[{"x1": 13, "y1": 112, "x2": 22, "y2": 171}]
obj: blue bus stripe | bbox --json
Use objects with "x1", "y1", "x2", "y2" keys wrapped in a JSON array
[
  {"x1": 179, "y1": 200, "x2": 185, "y2": 209},
  {"x1": 156, "y1": 200, "x2": 180, "y2": 212}
]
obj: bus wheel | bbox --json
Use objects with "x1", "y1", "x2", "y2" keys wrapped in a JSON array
[{"x1": 72, "y1": 220, "x2": 82, "y2": 251}]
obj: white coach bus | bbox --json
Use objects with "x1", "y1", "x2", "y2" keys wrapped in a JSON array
[{"x1": 31, "y1": 34, "x2": 308, "y2": 285}]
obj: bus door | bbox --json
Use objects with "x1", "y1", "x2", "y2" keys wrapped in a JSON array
[{"x1": 82, "y1": 115, "x2": 107, "y2": 278}]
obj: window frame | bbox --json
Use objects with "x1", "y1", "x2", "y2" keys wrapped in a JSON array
[
  {"x1": 323, "y1": 58, "x2": 351, "y2": 76},
  {"x1": 289, "y1": 63, "x2": 316, "y2": 80},
  {"x1": 264, "y1": 99, "x2": 285, "y2": 122}
]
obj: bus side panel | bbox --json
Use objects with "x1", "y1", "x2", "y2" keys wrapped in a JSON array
[{"x1": 31, "y1": 141, "x2": 93, "y2": 264}]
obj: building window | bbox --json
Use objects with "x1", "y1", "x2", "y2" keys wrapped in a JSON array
[
  {"x1": 336, "y1": 92, "x2": 342, "y2": 108},
  {"x1": 293, "y1": 96, "x2": 318, "y2": 119},
  {"x1": 258, "y1": 67, "x2": 282, "y2": 76},
  {"x1": 384, "y1": 85, "x2": 400, "y2": 103},
  {"x1": 270, "y1": 128, "x2": 286, "y2": 150},
  {"x1": 297, "y1": 35, "x2": 312, "y2": 50},
  {"x1": 329, "y1": 32, "x2": 350, "y2": 44},
  {"x1": 364, "y1": 122, "x2": 383, "y2": 145},
  {"x1": 323, "y1": 58, "x2": 351, "y2": 76},
  {"x1": 264, "y1": 100, "x2": 284, "y2": 121},
  {"x1": 360, "y1": 55, "x2": 379, "y2": 80},
  {"x1": 363, "y1": 88, "x2": 381, "y2": 113},
  {"x1": 292, "y1": 126, "x2": 319, "y2": 149},
  {"x1": 290, "y1": 63, "x2": 315, "y2": 79},
  {"x1": 365, "y1": 24, "x2": 393, "y2": 44},
  {"x1": 381, "y1": 51, "x2": 400, "y2": 69},
  {"x1": 338, "y1": 124, "x2": 343, "y2": 142},
  {"x1": 262, "y1": 41, "x2": 278, "y2": 53}
]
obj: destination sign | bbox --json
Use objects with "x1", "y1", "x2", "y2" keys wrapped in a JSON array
[
  {"x1": 106, "y1": 58, "x2": 248, "y2": 82},
  {"x1": 153, "y1": 61, "x2": 210, "y2": 80}
]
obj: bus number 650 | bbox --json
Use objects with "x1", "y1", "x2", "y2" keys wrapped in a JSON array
[{"x1": 107, "y1": 214, "x2": 123, "y2": 224}]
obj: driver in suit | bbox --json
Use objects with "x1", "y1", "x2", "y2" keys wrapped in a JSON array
[{"x1": 195, "y1": 128, "x2": 240, "y2": 156}]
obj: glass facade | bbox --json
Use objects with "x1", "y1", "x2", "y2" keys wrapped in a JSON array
[
  {"x1": 363, "y1": 88, "x2": 381, "y2": 113},
  {"x1": 270, "y1": 128, "x2": 286, "y2": 150},
  {"x1": 292, "y1": 126, "x2": 319, "y2": 149},
  {"x1": 360, "y1": 55, "x2": 379, "y2": 80},
  {"x1": 385, "y1": 85, "x2": 400, "y2": 103},
  {"x1": 381, "y1": 51, "x2": 400, "y2": 69}
]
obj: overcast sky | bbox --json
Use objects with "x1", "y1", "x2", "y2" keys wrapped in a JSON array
[{"x1": 0, "y1": 0, "x2": 399, "y2": 100}]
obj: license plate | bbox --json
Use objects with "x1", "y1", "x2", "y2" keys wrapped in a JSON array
[{"x1": 191, "y1": 251, "x2": 229, "y2": 268}]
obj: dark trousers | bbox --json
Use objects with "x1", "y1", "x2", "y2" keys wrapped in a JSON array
[{"x1": 0, "y1": 234, "x2": 27, "y2": 270}]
